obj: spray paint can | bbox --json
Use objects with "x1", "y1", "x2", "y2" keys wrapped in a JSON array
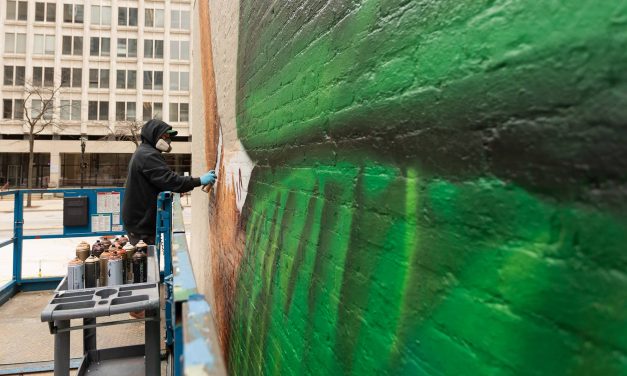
[
  {"x1": 116, "y1": 246, "x2": 128, "y2": 285},
  {"x1": 84, "y1": 253, "x2": 100, "y2": 288},
  {"x1": 132, "y1": 249, "x2": 147, "y2": 283},
  {"x1": 67, "y1": 257, "x2": 84, "y2": 290},
  {"x1": 99, "y1": 249, "x2": 112, "y2": 286},
  {"x1": 100, "y1": 238, "x2": 112, "y2": 251},
  {"x1": 92, "y1": 240, "x2": 104, "y2": 257},
  {"x1": 118, "y1": 236, "x2": 129, "y2": 247},
  {"x1": 135, "y1": 239, "x2": 148, "y2": 254},
  {"x1": 76, "y1": 242, "x2": 90, "y2": 262},
  {"x1": 107, "y1": 253, "x2": 124, "y2": 286},
  {"x1": 123, "y1": 243, "x2": 136, "y2": 283},
  {"x1": 201, "y1": 182, "x2": 214, "y2": 193}
]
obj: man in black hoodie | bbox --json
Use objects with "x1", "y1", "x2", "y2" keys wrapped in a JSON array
[{"x1": 122, "y1": 119, "x2": 216, "y2": 245}]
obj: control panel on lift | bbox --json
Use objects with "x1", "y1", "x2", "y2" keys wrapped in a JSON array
[{"x1": 60, "y1": 189, "x2": 125, "y2": 236}]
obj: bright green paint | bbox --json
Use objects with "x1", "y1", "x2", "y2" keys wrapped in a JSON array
[
  {"x1": 230, "y1": 0, "x2": 627, "y2": 375},
  {"x1": 230, "y1": 159, "x2": 627, "y2": 375}
]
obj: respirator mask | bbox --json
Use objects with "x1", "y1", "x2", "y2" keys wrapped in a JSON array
[{"x1": 156, "y1": 138, "x2": 172, "y2": 153}]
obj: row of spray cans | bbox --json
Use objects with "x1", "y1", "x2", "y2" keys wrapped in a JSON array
[{"x1": 67, "y1": 237, "x2": 148, "y2": 290}]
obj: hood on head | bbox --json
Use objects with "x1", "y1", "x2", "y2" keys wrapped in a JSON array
[{"x1": 141, "y1": 119, "x2": 172, "y2": 147}]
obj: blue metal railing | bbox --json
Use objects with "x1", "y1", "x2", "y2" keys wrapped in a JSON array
[
  {"x1": 156, "y1": 192, "x2": 226, "y2": 375},
  {"x1": 0, "y1": 189, "x2": 226, "y2": 375},
  {"x1": 0, "y1": 188, "x2": 125, "y2": 304}
]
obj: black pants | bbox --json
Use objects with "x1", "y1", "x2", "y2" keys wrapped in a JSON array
[{"x1": 128, "y1": 232, "x2": 156, "y2": 246}]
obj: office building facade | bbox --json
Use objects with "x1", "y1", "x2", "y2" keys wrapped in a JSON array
[{"x1": 0, "y1": 0, "x2": 192, "y2": 188}]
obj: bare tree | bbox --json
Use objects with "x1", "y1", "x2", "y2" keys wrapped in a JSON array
[
  {"x1": 22, "y1": 82, "x2": 68, "y2": 207},
  {"x1": 102, "y1": 103, "x2": 162, "y2": 146},
  {"x1": 105, "y1": 119, "x2": 143, "y2": 147}
]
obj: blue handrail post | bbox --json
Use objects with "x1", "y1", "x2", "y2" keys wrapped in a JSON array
[
  {"x1": 13, "y1": 190, "x2": 23, "y2": 284},
  {"x1": 156, "y1": 191, "x2": 174, "y2": 347}
]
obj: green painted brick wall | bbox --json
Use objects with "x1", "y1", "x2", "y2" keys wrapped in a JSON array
[{"x1": 229, "y1": 1, "x2": 627, "y2": 375}]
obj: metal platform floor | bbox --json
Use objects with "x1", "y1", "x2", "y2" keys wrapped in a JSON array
[{"x1": 0, "y1": 290, "x2": 166, "y2": 375}]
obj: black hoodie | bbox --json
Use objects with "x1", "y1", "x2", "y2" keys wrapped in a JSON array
[{"x1": 122, "y1": 119, "x2": 200, "y2": 236}]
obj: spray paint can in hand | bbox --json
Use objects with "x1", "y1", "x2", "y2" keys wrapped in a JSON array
[
  {"x1": 84, "y1": 253, "x2": 100, "y2": 288},
  {"x1": 67, "y1": 257, "x2": 85, "y2": 290},
  {"x1": 99, "y1": 249, "x2": 112, "y2": 286},
  {"x1": 132, "y1": 249, "x2": 147, "y2": 283},
  {"x1": 107, "y1": 252, "x2": 124, "y2": 286},
  {"x1": 123, "y1": 242, "x2": 136, "y2": 283}
]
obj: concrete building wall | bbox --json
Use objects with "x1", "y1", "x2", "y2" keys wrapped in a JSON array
[
  {"x1": 0, "y1": 0, "x2": 193, "y2": 187},
  {"x1": 193, "y1": 1, "x2": 627, "y2": 375}
]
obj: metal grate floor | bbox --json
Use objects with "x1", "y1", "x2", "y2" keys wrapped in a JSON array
[{"x1": 0, "y1": 290, "x2": 166, "y2": 375}]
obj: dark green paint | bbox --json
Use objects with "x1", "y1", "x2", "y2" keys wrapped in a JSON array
[{"x1": 229, "y1": 0, "x2": 627, "y2": 375}]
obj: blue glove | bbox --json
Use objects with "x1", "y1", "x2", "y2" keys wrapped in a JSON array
[{"x1": 200, "y1": 170, "x2": 217, "y2": 185}]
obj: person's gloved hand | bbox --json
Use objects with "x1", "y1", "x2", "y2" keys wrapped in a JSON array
[{"x1": 200, "y1": 170, "x2": 217, "y2": 185}]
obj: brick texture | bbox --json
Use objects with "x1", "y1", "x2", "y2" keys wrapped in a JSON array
[{"x1": 196, "y1": 1, "x2": 627, "y2": 375}]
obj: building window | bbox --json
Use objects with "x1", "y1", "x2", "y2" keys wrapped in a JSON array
[
  {"x1": 90, "y1": 37, "x2": 110, "y2": 57},
  {"x1": 145, "y1": 9, "x2": 164, "y2": 28},
  {"x1": 61, "y1": 153, "x2": 137, "y2": 188},
  {"x1": 116, "y1": 102, "x2": 136, "y2": 121},
  {"x1": 89, "y1": 69, "x2": 109, "y2": 89},
  {"x1": 63, "y1": 4, "x2": 83, "y2": 24},
  {"x1": 144, "y1": 39, "x2": 164, "y2": 59},
  {"x1": 31, "y1": 99, "x2": 53, "y2": 120},
  {"x1": 143, "y1": 102, "x2": 163, "y2": 121},
  {"x1": 118, "y1": 7, "x2": 138, "y2": 27},
  {"x1": 60, "y1": 100, "x2": 81, "y2": 120},
  {"x1": 169, "y1": 72, "x2": 189, "y2": 91},
  {"x1": 169, "y1": 103, "x2": 189, "y2": 122},
  {"x1": 171, "y1": 10, "x2": 190, "y2": 30},
  {"x1": 5, "y1": 33, "x2": 27, "y2": 54},
  {"x1": 116, "y1": 70, "x2": 136, "y2": 89},
  {"x1": 33, "y1": 67, "x2": 54, "y2": 87},
  {"x1": 88, "y1": 101, "x2": 108, "y2": 121},
  {"x1": 4, "y1": 66, "x2": 25, "y2": 86},
  {"x1": 117, "y1": 38, "x2": 137, "y2": 58},
  {"x1": 91, "y1": 5, "x2": 111, "y2": 25},
  {"x1": 143, "y1": 71, "x2": 163, "y2": 90},
  {"x1": 62, "y1": 36, "x2": 83, "y2": 56},
  {"x1": 61, "y1": 68, "x2": 82, "y2": 88},
  {"x1": 2, "y1": 99, "x2": 24, "y2": 119},
  {"x1": 6, "y1": 1, "x2": 28, "y2": 21},
  {"x1": 170, "y1": 41, "x2": 190, "y2": 61},
  {"x1": 34, "y1": 34, "x2": 56, "y2": 55},
  {"x1": 35, "y1": 2, "x2": 56, "y2": 22}
]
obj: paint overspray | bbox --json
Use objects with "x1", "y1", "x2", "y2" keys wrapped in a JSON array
[{"x1": 201, "y1": 120, "x2": 223, "y2": 194}]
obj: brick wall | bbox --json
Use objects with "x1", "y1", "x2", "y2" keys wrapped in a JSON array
[{"x1": 195, "y1": 1, "x2": 627, "y2": 374}]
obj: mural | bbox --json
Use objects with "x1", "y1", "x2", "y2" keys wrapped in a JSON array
[{"x1": 200, "y1": 0, "x2": 627, "y2": 375}]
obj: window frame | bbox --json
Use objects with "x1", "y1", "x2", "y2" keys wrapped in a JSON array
[
  {"x1": 118, "y1": 7, "x2": 138, "y2": 27},
  {"x1": 61, "y1": 67, "x2": 82, "y2": 88},
  {"x1": 90, "y1": 37, "x2": 111, "y2": 57},
  {"x1": 116, "y1": 101, "x2": 137, "y2": 121},
  {"x1": 117, "y1": 38, "x2": 137, "y2": 58},
  {"x1": 6, "y1": 1, "x2": 28, "y2": 22},
  {"x1": 60, "y1": 99, "x2": 81, "y2": 121},
  {"x1": 62, "y1": 35, "x2": 82, "y2": 56},
  {"x1": 5, "y1": 33, "x2": 27, "y2": 54},
  {"x1": 63, "y1": 4, "x2": 83, "y2": 24},
  {"x1": 90, "y1": 5, "x2": 111, "y2": 25},
  {"x1": 88, "y1": 101, "x2": 109, "y2": 121},
  {"x1": 169, "y1": 103, "x2": 189, "y2": 123},
  {"x1": 35, "y1": 2, "x2": 56, "y2": 22}
]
